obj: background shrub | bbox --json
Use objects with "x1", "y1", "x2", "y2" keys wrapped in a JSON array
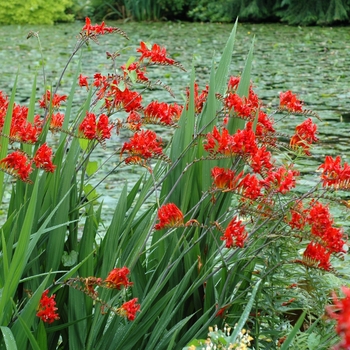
[{"x1": 0, "y1": 0, "x2": 74, "y2": 25}]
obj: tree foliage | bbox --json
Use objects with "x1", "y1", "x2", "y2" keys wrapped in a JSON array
[{"x1": 0, "y1": 0, "x2": 74, "y2": 25}]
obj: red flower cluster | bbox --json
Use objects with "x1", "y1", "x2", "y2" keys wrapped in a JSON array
[
  {"x1": 118, "y1": 298, "x2": 140, "y2": 321},
  {"x1": 137, "y1": 41, "x2": 176, "y2": 66},
  {"x1": 144, "y1": 101, "x2": 183, "y2": 125},
  {"x1": 249, "y1": 146, "x2": 273, "y2": 174},
  {"x1": 319, "y1": 155, "x2": 350, "y2": 189},
  {"x1": 261, "y1": 165, "x2": 299, "y2": 194},
  {"x1": 290, "y1": 200, "x2": 345, "y2": 271},
  {"x1": 121, "y1": 62, "x2": 148, "y2": 82},
  {"x1": 211, "y1": 167, "x2": 262, "y2": 200},
  {"x1": 39, "y1": 90, "x2": 67, "y2": 109},
  {"x1": 104, "y1": 267, "x2": 133, "y2": 289},
  {"x1": 154, "y1": 203, "x2": 184, "y2": 230},
  {"x1": 211, "y1": 166, "x2": 235, "y2": 190},
  {"x1": 287, "y1": 202, "x2": 306, "y2": 230},
  {"x1": 78, "y1": 74, "x2": 89, "y2": 89},
  {"x1": 81, "y1": 17, "x2": 124, "y2": 36},
  {"x1": 36, "y1": 290, "x2": 60, "y2": 324},
  {"x1": 79, "y1": 112, "x2": 112, "y2": 140},
  {"x1": 247, "y1": 111, "x2": 276, "y2": 146},
  {"x1": 8, "y1": 104, "x2": 41, "y2": 143},
  {"x1": 302, "y1": 242, "x2": 331, "y2": 271},
  {"x1": 307, "y1": 201, "x2": 345, "y2": 254},
  {"x1": 220, "y1": 216, "x2": 247, "y2": 248},
  {"x1": 108, "y1": 85, "x2": 143, "y2": 113},
  {"x1": 186, "y1": 83, "x2": 209, "y2": 113},
  {"x1": 121, "y1": 130, "x2": 163, "y2": 165},
  {"x1": 204, "y1": 126, "x2": 260, "y2": 159},
  {"x1": 33, "y1": 143, "x2": 56, "y2": 172},
  {"x1": 224, "y1": 93, "x2": 254, "y2": 119},
  {"x1": 49, "y1": 112, "x2": 64, "y2": 131},
  {"x1": 327, "y1": 286, "x2": 350, "y2": 349},
  {"x1": 290, "y1": 118, "x2": 318, "y2": 155},
  {"x1": 279, "y1": 90, "x2": 303, "y2": 112},
  {"x1": 0, "y1": 150, "x2": 33, "y2": 182}
]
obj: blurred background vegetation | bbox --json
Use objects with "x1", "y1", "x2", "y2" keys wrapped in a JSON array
[{"x1": 1, "y1": 0, "x2": 350, "y2": 25}]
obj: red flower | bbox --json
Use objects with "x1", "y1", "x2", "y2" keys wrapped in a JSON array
[
  {"x1": 121, "y1": 130, "x2": 163, "y2": 165},
  {"x1": 39, "y1": 90, "x2": 67, "y2": 109},
  {"x1": 231, "y1": 128, "x2": 258, "y2": 156},
  {"x1": 118, "y1": 298, "x2": 140, "y2": 321},
  {"x1": 79, "y1": 112, "x2": 112, "y2": 140},
  {"x1": 36, "y1": 290, "x2": 60, "y2": 324},
  {"x1": 211, "y1": 166, "x2": 235, "y2": 190},
  {"x1": 249, "y1": 146, "x2": 273, "y2": 173},
  {"x1": 96, "y1": 114, "x2": 113, "y2": 139},
  {"x1": 81, "y1": 17, "x2": 124, "y2": 36},
  {"x1": 238, "y1": 173, "x2": 262, "y2": 200},
  {"x1": 49, "y1": 112, "x2": 64, "y2": 131},
  {"x1": 144, "y1": 101, "x2": 183, "y2": 125},
  {"x1": 287, "y1": 202, "x2": 307, "y2": 230},
  {"x1": 204, "y1": 126, "x2": 234, "y2": 156},
  {"x1": 126, "y1": 111, "x2": 142, "y2": 130},
  {"x1": 307, "y1": 201, "x2": 345, "y2": 254},
  {"x1": 302, "y1": 242, "x2": 331, "y2": 271},
  {"x1": 78, "y1": 74, "x2": 89, "y2": 89},
  {"x1": 0, "y1": 150, "x2": 32, "y2": 182},
  {"x1": 279, "y1": 90, "x2": 303, "y2": 112},
  {"x1": 79, "y1": 112, "x2": 97, "y2": 139},
  {"x1": 7, "y1": 104, "x2": 41, "y2": 143},
  {"x1": 227, "y1": 76, "x2": 240, "y2": 90},
  {"x1": 137, "y1": 41, "x2": 176, "y2": 66},
  {"x1": 327, "y1": 286, "x2": 350, "y2": 349},
  {"x1": 33, "y1": 143, "x2": 56, "y2": 173},
  {"x1": 220, "y1": 216, "x2": 247, "y2": 248},
  {"x1": 261, "y1": 166, "x2": 299, "y2": 194},
  {"x1": 154, "y1": 203, "x2": 184, "y2": 230},
  {"x1": 224, "y1": 93, "x2": 253, "y2": 119},
  {"x1": 290, "y1": 118, "x2": 318, "y2": 155},
  {"x1": 121, "y1": 62, "x2": 148, "y2": 82},
  {"x1": 104, "y1": 267, "x2": 133, "y2": 289},
  {"x1": 186, "y1": 83, "x2": 209, "y2": 113},
  {"x1": 108, "y1": 86, "x2": 143, "y2": 113},
  {"x1": 319, "y1": 155, "x2": 350, "y2": 189}
]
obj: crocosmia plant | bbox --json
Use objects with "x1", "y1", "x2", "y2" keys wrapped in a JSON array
[{"x1": 0, "y1": 18, "x2": 349, "y2": 350}]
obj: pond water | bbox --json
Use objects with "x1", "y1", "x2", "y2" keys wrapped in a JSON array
[{"x1": 0, "y1": 21, "x2": 349, "y2": 228}]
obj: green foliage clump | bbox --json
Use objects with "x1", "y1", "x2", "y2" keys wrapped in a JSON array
[
  {"x1": 0, "y1": 0, "x2": 74, "y2": 25},
  {"x1": 275, "y1": 0, "x2": 350, "y2": 25},
  {"x1": 188, "y1": 0, "x2": 275, "y2": 23}
]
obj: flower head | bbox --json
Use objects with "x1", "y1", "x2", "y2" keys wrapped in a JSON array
[
  {"x1": 79, "y1": 112, "x2": 112, "y2": 141},
  {"x1": 290, "y1": 118, "x2": 318, "y2": 155},
  {"x1": 211, "y1": 166, "x2": 235, "y2": 190},
  {"x1": 81, "y1": 17, "x2": 127, "y2": 38},
  {"x1": 319, "y1": 155, "x2": 350, "y2": 189},
  {"x1": 144, "y1": 101, "x2": 182, "y2": 125},
  {"x1": 0, "y1": 150, "x2": 33, "y2": 182},
  {"x1": 154, "y1": 203, "x2": 184, "y2": 230},
  {"x1": 36, "y1": 290, "x2": 60, "y2": 324},
  {"x1": 302, "y1": 242, "x2": 331, "y2": 271},
  {"x1": 137, "y1": 41, "x2": 176, "y2": 66},
  {"x1": 118, "y1": 298, "x2": 140, "y2": 321},
  {"x1": 78, "y1": 74, "x2": 89, "y2": 89},
  {"x1": 104, "y1": 267, "x2": 133, "y2": 289},
  {"x1": 39, "y1": 90, "x2": 67, "y2": 109},
  {"x1": 121, "y1": 130, "x2": 163, "y2": 165},
  {"x1": 279, "y1": 90, "x2": 303, "y2": 112},
  {"x1": 327, "y1": 286, "x2": 350, "y2": 349},
  {"x1": 220, "y1": 216, "x2": 247, "y2": 248},
  {"x1": 33, "y1": 143, "x2": 56, "y2": 172}
]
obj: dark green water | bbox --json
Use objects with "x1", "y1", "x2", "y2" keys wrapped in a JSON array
[{"x1": 0, "y1": 21, "x2": 349, "y2": 227}]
